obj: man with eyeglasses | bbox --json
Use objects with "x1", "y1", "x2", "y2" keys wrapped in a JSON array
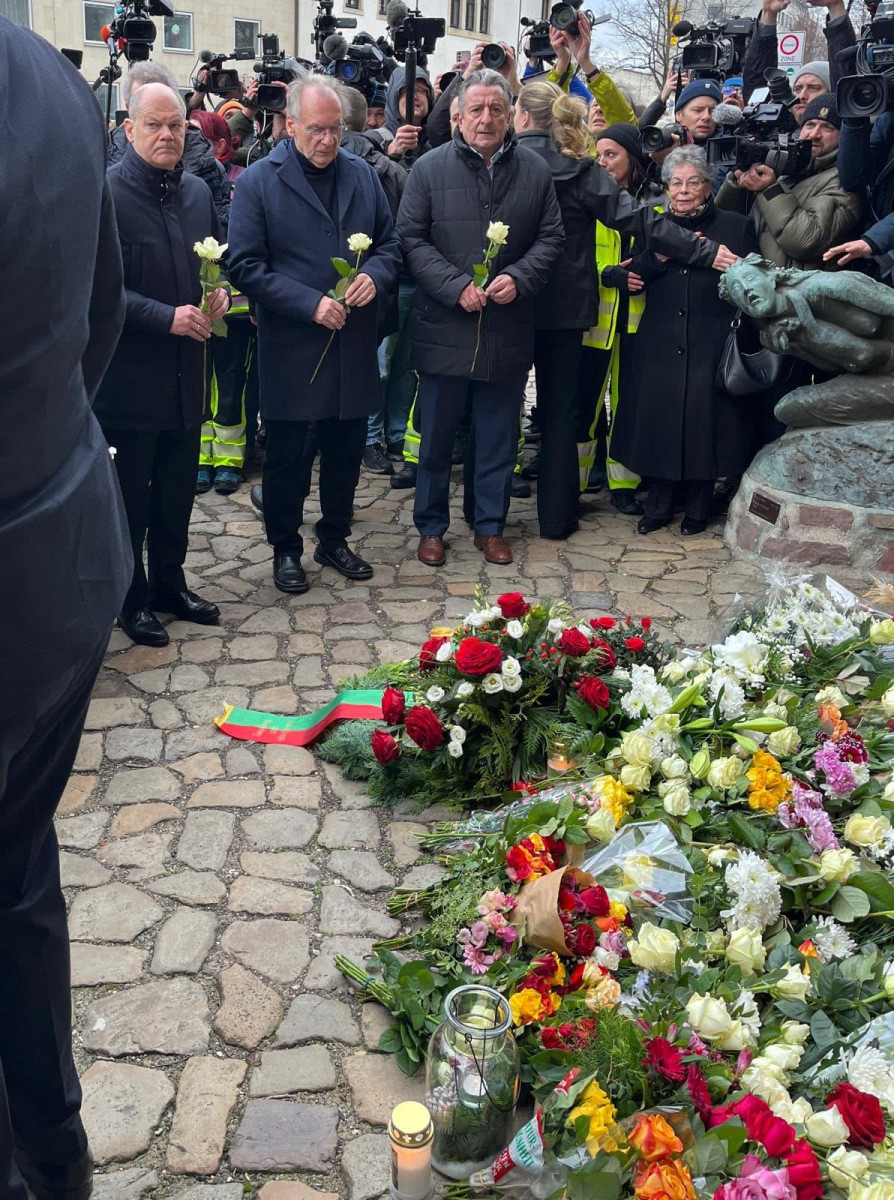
[{"x1": 228, "y1": 77, "x2": 401, "y2": 593}]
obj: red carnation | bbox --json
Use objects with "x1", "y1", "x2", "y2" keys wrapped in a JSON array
[
  {"x1": 589, "y1": 639, "x2": 617, "y2": 672},
  {"x1": 625, "y1": 636, "x2": 646, "y2": 652},
  {"x1": 557, "y1": 628, "x2": 590, "y2": 658},
  {"x1": 578, "y1": 885, "x2": 611, "y2": 917},
  {"x1": 381, "y1": 685, "x2": 406, "y2": 726},
  {"x1": 590, "y1": 616, "x2": 616, "y2": 630},
  {"x1": 826, "y1": 1082, "x2": 886, "y2": 1149},
  {"x1": 404, "y1": 706, "x2": 444, "y2": 750},
  {"x1": 455, "y1": 637, "x2": 503, "y2": 677},
  {"x1": 419, "y1": 636, "x2": 447, "y2": 672},
  {"x1": 643, "y1": 1037, "x2": 685, "y2": 1083},
  {"x1": 576, "y1": 676, "x2": 610, "y2": 711},
  {"x1": 572, "y1": 923, "x2": 596, "y2": 957},
  {"x1": 640, "y1": 617, "x2": 652, "y2": 630},
  {"x1": 784, "y1": 1139, "x2": 823, "y2": 1200},
  {"x1": 371, "y1": 729, "x2": 401, "y2": 764},
  {"x1": 540, "y1": 1026, "x2": 564, "y2": 1050},
  {"x1": 497, "y1": 592, "x2": 530, "y2": 619}
]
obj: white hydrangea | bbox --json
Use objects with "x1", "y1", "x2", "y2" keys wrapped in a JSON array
[
  {"x1": 812, "y1": 916, "x2": 856, "y2": 964},
  {"x1": 722, "y1": 851, "x2": 782, "y2": 931}
]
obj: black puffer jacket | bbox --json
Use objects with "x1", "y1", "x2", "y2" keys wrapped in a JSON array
[
  {"x1": 396, "y1": 129, "x2": 564, "y2": 380},
  {"x1": 518, "y1": 131, "x2": 720, "y2": 330},
  {"x1": 109, "y1": 122, "x2": 230, "y2": 232}
]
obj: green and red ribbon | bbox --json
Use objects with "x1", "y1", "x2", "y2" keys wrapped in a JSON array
[{"x1": 215, "y1": 688, "x2": 391, "y2": 747}]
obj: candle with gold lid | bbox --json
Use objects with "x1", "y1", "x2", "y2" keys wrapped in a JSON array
[
  {"x1": 388, "y1": 1101, "x2": 434, "y2": 1200},
  {"x1": 429, "y1": 626, "x2": 454, "y2": 638}
]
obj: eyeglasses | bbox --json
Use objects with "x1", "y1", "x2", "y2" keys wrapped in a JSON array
[{"x1": 297, "y1": 121, "x2": 346, "y2": 141}]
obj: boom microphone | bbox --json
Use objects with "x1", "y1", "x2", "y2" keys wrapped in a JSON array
[
  {"x1": 672, "y1": 20, "x2": 693, "y2": 38},
  {"x1": 322, "y1": 32, "x2": 349, "y2": 59},
  {"x1": 385, "y1": 1, "x2": 409, "y2": 29},
  {"x1": 713, "y1": 102, "x2": 744, "y2": 126}
]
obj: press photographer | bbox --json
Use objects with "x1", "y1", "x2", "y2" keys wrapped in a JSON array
[
  {"x1": 227, "y1": 38, "x2": 307, "y2": 167},
  {"x1": 187, "y1": 47, "x2": 253, "y2": 112},
  {"x1": 545, "y1": 12, "x2": 637, "y2": 135}
]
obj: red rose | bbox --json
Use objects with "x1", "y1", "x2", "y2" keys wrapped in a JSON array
[
  {"x1": 589, "y1": 639, "x2": 617, "y2": 672},
  {"x1": 404, "y1": 705, "x2": 444, "y2": 750},
  {"x1": 826, "y1": 1082, "x2": 886, "y2": 1149},
  {"x1": 640, "y1": 617, "x2": 652, "y2": 630},
  {"x1": 540, "y1": 1026, "x2": 564, "y2": 1050},
  {"x1": 571, "y1": 923, "x2": 596, "y2": 956},
  {"x1": 578, "y1": 885, "x2": 611, "y2": 916},
  {"x1": 381, "y1": 685, "x2": 406, "y2": 726},
  {"x1": 419, "y1": 636, "x2": 447, "y2": 672},
  {"x1": 590, "y1": 616, "x2": 616, "y2": 630},
  {"x1": 497, "y1": 592, "x2": 530, "y2": 619},
  {"x1": 625, "y1": 636, "x2": 646, "y2": 652},
  {"x1": 561, "y1": 963, "x2": 586, "y2": 995},
  {"x1": 732, "y1": 1095, "x2": 795, "y2": 1158},
  {"x1": 505, "y1": 844, "x2": 532, "y2": 881},
  {"x1": 557, "y1": 628, "x2": 590, "y2": 658},
  {"x1": 643, "y1": 1037, "x2": 685, "y2": 1083},
  {"x1": 576, "y1": 676, "x2": 610, "y2": 711},
  {"x1": 455, "y1": 637, "x2": 503, "y2": 677},
  {"x1": 371, "y1": 729, "x2": 401, "y2": 764},
  {"x1": 784, "y1": 1140, "x2": 823, "y2": 1200},
  {"x1": 543, "y1": 835, "x2": 565, "y2": 859}
]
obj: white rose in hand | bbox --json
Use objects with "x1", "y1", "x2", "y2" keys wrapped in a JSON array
[
  {"x1": 194, "y1": 237, "x2": 227, "y2": 260},
  {"x1": 347, "y1": 232, "x2": 372, "y2": 253},
  {"x1": 486, "y1": 220, "x2": 510, "y2": 245}
]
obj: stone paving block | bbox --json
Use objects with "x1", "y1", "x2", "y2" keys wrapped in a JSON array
[
  {"x1": 228, "y1": 875, "x2": 313, "y2": 916},
  {"x1": 240, "y1": 851, "x2": 319, "y2": 886},
  {"x1": 150, "y1": 908, "x2": 218, "y2": 975},
  {"x1": 253, "y1": 684, "x2": 300, "y2": 713},
  {"x1": 126, "y1": 668, "x2": 172, "y2": 694},
  {"x1": 175, "y1": 1187, "x2": 244, "y2": 1200},
  {"x1": 92, "y1": 1168, "x2": 158, "y2": 1199},
  {"x1": 388, "y1": 821, "x2": 426, "y2": 866},
  {"x1": 238, "y1": 608, "x2": 291, "y2": 634},
  {"x1": 344, "y1": 1053, "x2": 424, "y2": 1125},
  {"x1": 249, "y1": 1046, "x2": 336, "y2": 1096},
  {"x1": 321, "y1": 762, "x2": 374, "y2": 810},
  {"x1": 176, "y1": 686, "x2": 249, "y2": 726},
  {"x1": 84, "y1": 698, "x2": 145, "y2": 730},
  {"x1": 318, "y1": 810, "x2": 380, "y2": 850},
  {"x1": 228, "y1": 634, "x2": 279, "y2": 659},
  {"x1": 103, "y1": 767, "x2": 181, "y2": 805},
  {"x1": 360, "y1": 1002, "x2": 396, "y2": 1052},
  {"x1": 304, "y1": 936, "x2": 376, "y2": 992},
  {"x1": 58, "y1": 775, "x2": 97, "y2": 813},
  {"x1": 55, "y1": 811, "x2": 109, "y2": 849},
  {"x1": 292, "y1": 656, "x2": 325, "y2": 687},
  {"x1": 170, "y1": 752, "x2": 224, "y2": 783},
  {"x1": 181, "y1": 638, "x2": 224, "y2": 663},
  {"x1": 71, "y1": 944, "x2": 147, "y2": 987},
  {"x1": 214, "y1": 964, "x2": 284, "y2": 1049},
  {"x1": 146, "y1": 870, "x2": 226, "y2": 906},
  {"x1": 258, "y1": 1184, "x2": 338, "y2": 1200},
  {"x1": 226, "y1": 747, "x2": 262, "y2": 775},
  {"x1": 170, "y1": 665, "x2": 212, "y2": 692},
  {"x1": 221, "y1": 919, "x2": 310, "y2": 984},
  {"x1": 166, "y1": 1056, "x2": 247, "y2": 1175},
  {"x1": 81, "y1": 1061, "x2": 174, "y2": 1164},
  {"x1": 83, "y1": 978, "x2": 210, "y2": 1056},
  {"x1": 74, "y1": 732, "x2": 104, "y2": 771},
  {"x1": 341, "y1": 1133, "x2": 391, "y2": 1200},
  {"x1": 59, "y1": 852, "x2": 112, "y2": 889},
  {"x1": 99, "y1": 832, "x2": 171, "y2": 874},
  {"x1": 187, "y1": 780, "x2": 265, "y2": 809},
  {"x1": 148, "y1": 699, "x2": 182, "y2": 729},
  {"x1": 269, "y1": 776, "x2": 321, "y2": 809},
  {"x1": 328, "y1": 850, "x2": 395, "y2": 893},
  {"x1": 68, "y1": 883, "x2": 162, "y2": 942},
  {"x1": 319, "y1": 885, "x2": 398, "y2": 938},
  {"x1": 177, "y1": 810, "x2": 235, "y2": 871},
  {"x1": 229, "y1": 1100, "x2": 339, "y2": 1172},
  {"x1": 274, "y1": 992, "x2": 361, "y2": 1046},
  {"x1": 165, "y1": 729, "x2": 228, "y2": 759},
  {"x1": 109, "y1": 802, "x2": 181, "y2": 839},
  {"x1": 241, "y1": 810, "x2": 317, "y2": 850},
  {"x1": 263, "y1": 744, "x2": 316, "y2": 775}
]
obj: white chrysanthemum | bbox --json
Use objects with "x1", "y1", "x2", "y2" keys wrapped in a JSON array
[
  {"x1": 711, "y1": 630, "x2": 770, "y2": 685},
  {"x1": 506, "y1": 619, "x2": 524, "y2": 639},
  {"x1": 481, "y1": 673, "x2": 503, "y2": 694},
  {"x1": 812, "y1": 916, "x2": 856, "y2": 964},
  {"x1": 723, "y1": 851, "x2": 782, "y2": 931},
  {"x1": 435, "y1": 641, "x2": 454, "y2": 662},
  {"x1": 503, "y1": 674, "x2": 522, "y2": 693},
  {"x1": 456, "y1": 681, "x2": 475, "y2": 698},
  {"x1": 449, "y1": 725, "x2": 466, "y2": 744},
  {"x1": 847, "y1": 1044, "x2": 894, "y2": 1115},
  {"x1": 425, "y1": 686, "x2": 445, "y2": 703},
  {"x1": 447, "y1": 741, "x2": 463, "y2": 758},
  {"x1": 620, "y1": 664, "x2": 673, "y2": 720},
  {"x1": 501, "y1": 656, "x2": 521, "y2": 677}
]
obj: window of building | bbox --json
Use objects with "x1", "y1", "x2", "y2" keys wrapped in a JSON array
[
  {"x1": 84, "y1": 1, "x2": 115, "y2": 44},
  {"x1": 234, "y1": 17, "x2": 261, "y2": 54},
  {"x1": 450, "y1": 0, "x2": 490, "y2": 36},
  {"x1": 345, "y1": 0, "x2": 361, "y2": 9},
  {"x1": 163, "y1": 11, "x2": 192, "y2": 52},
  {"x1": 541, "y1": 0, "x2": 551, "y2": 18},
  {"x1": 0, "y1": 0, "x2": 30, "y2": 27},
  {"x1": 95, "y1": 82, "x2": 121, "y2": 120},
  {"x1": 479, "y1": 0, "x2": 489, "y2": 34},
  {"x1": 464, "y1": 0, "x2": 475, "y2": 30},
  {"x1": 450, "y1": 0, "x2": 461, "y2": 27},
  {"x1": 378, "y1": 0, "x2": 387, "y2": 13}
]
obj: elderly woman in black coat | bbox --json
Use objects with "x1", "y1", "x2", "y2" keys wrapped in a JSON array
[{"x1": 609, "y1": 145, "x2": 759, "y2": 535}]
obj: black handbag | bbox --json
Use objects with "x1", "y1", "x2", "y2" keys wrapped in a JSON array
[{"x1": 716, "y1": 312, "x2": 795, "y2": 396}]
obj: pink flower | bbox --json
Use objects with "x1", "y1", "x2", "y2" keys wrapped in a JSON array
[
  {"x1": 485, "y1": 912, "x2": 507, "y2": 932},
  {"x1": 469, "y1": 921, "x2": 490, "y2": 947},
  {"x1": 463, "y1": 944, "x2": 499, "y2": 974},
  {"x1": 477, "y1": 888, "x2": 514, "y2": 914},
  {"x1": 496, "y1": 924, "x2": 518, "y2": 945},
  {"x1": 714, "y1": 1156, "x2": 796, "y2": 1200}
]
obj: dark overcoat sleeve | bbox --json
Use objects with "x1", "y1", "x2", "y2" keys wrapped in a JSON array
[{"x1": 81, "y1": 178, "x2": 125, "y2": 401}]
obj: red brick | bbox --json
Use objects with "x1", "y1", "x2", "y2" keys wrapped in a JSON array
[
  {"x1": 761, "y1": 538, "x2": 851, "y2": 566},
  {"x1": 868, "y1": 514, "x2": 894, "y2": 531},
  {"x1": 797, "y1": 504, "x2": 854, "y2": 532},
  {"x1": 876, "y1": 545, "x2": 894, "y2": 575},
  {"x1": 734, "y1": 515, "x2": 761, "y2": 552}
]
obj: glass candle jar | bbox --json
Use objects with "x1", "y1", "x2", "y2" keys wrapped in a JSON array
[
  {"x1": 425, "y1": 985, "x2": 520, "y2": 1180},
  {"x1": 388, "y1": 1101, "x2": 434, "y2": 1200}
]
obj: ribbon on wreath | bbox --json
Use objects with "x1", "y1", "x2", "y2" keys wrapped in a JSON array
[{"x1": 215, "y1": 688, "x2": 394, "y2": 747}]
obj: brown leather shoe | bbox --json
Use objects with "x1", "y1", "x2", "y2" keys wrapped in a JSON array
[
  {"x1": 417, "y1": 535, "x2": 446, "y2": 566},
  {"x1": 474, "y1": 535, "x2": 513, "y2": 564}
]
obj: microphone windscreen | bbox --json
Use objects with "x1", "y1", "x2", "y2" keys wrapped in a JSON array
[
  {"x1": 714, "y1": 102, "x2": 744, "y2": 125},
  {"x1": 323, "y1": 33, "x2": 349, "y2": 59},
  {"x1": 386, "y1": 1, "x2": 409, "y2": 27},
  {"x1": 100, "y1": 24, "x2": 111, "y2": 41},
  {"x1": 199, "y1": 48, "x2": 215, "y2": 63},
  {"x1": 672, "y1": 20, "x2": 693, "y2": 37}
]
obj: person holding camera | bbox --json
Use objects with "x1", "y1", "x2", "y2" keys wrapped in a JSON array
[
  {"x1": 715, "y1": 93, "x2": 863, "y2": 270},
  {"x1": 228, "y1": 78, "x2": 401, "y2": 594},
  {"x1": 425, "y1": 42, "x2": 521, "y2": 149},
  {"x1": 227, "y1": 77, "x2": 293, "y2": 166},
  {"x1": 382, "y1": 66, "x2": 436, "y2": 162},
  {"x1": 546, "y1": 13, "x2": 637, "y2": 132}
]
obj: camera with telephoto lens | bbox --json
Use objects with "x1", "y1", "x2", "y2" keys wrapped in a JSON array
[
  {"x1": 313, "y1": 0, "x2": 358, "y2": 60},
  {"x1": 481, "y1": 42, "x2": 507, "y2": 69},
  {"x1": 837, "y1": 0, "x2": 894, "y2": 117},
  {"x1": 706, "y1": 69, "x2": 810, "y2": 176},
  {"x1": 550, "y1": 0, "x2": 595, "y2": 36},
  {"x1": 672, "y1": 17, "x2": 752, "y2": 81},
  {"x1": 106, "y1": 0, "x2": 174, "y2": 63},
  {"x1": 640, "y1": 121, "x2": 691, "y2": 153}
]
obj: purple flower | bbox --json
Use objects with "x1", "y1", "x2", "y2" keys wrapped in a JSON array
[
  {"x1": 469, "y1": 921, "x2": 490, "y2": 947},
  {"x1": 778, "y1": 781, "x2": 839, "y2": 853},
  {"x1": 814, "y1": 740, "x2": 858, "y2": 797}
]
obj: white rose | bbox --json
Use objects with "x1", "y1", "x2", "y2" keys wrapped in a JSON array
[
  {"x1": 663, "y1": 786, "x2": 692, "y2": 816},
  {"x1": 620, "y1": 731, "x2": 654, "y2": 768},
  {"x1": 763, "y1": 702, "x2": 788, "y2": 721},
  {"x1": 704, "y1": 929, "x2": 726, "y2": 954},
  {"x1": 502, "y1": 674, "x2": 522, "y2": 693},
  {"x1": 586, "y1": 808, "x2": 616, "y2": 842},
  {"x1": 776, "y1": 964, "x2": 811, "y2": 1001},
  {"x1": 773, "y1": 1095, "x2": 813, "y2": 1124},
  {"x1": 193, "y1": 236, "x2": 227, "y2": 260},
  {"x1": 426, "y1": 686, "x2": 445, "y2": 703},
  {"x1": 819, "y1": 847, "x2": 859, "y2": 883},
  {"x1": 481, "y1": 673, "x2": 504, "y2": 694},
  {"x1": 620, "y1": 764, "x2": 651, "y2": 792},
  {"x1": 844, "y1": 814, "x2": 892, "y2": 848},
  {"x1": 456, "y1": 681, "x2": 475, "y2": 698},
  {"x1": 629, "y1": 924, "x2": 679, "y2": 973},
  {"x1": 726, "y1": 927, "x2": 766, "y2": 975},
  {"x1": 447, "y1": 741, "x2": 463, "y2": 758},
  {"x1": 661, "y1": 660, "x2": 689, "y2": 684},
  {"x1": 869, "y1": 618, "x2": 894, "y2": 646},
  {"x1": 781, "y1": 1021, "x2": 810, "y2": 1045},
  {"x1": 547, "y1": 618, "x2": 564, "y2": 634},
  {"x1": 506, "y1": 620, "x2": 524, "y2": 639},
  {"x1": 707, "y1": 756, "x2": 744, "y2": 790},
  {"x1": 686, "y1": 994, "x2": 733, "y2": 1041},
  {"x1": 744, "y1": 1057, "x2": 788, "y2": 1086},
  {"x1": 436, "y1": 641, "x2": 454, "y2": 662},
  {"x1": 804, "y1": 1106, "x2": 850, "y2": 1148},
  {"x1": 347, "y1": 231, "x2": 373, "y2": 253},
  {"x1": 486, "y1": 220, "x2": 510, "y2": 245},
  {"x1": 882, "y1": 685, "x2": 894, "y2": 718},
  {"x1": 815, "y1": 684, "x2": 848, "y2": 708},
  {"x1": 827, "y1": 1147, "x2": 869, "y2": 1190},
  {"x1": 762, "y1": 1042, "x2": 803, "y2": 1073},
  {"x1": 502, "y1": 656, "x2": 521, "y2": 676},
  {"x1": 595, "y1": 947, "x2": 621, "y2": 971},
  {"x1": 661, "y1": 755, "x2": 689, "y2": 779},
  {"x1": 718, "y1": 1020, "x2": 749, "y2": 1052},
  {"x1": 449, "y1": 725, "x2": 466, "y2": 744},
  {"x1": 767, "y1": 726, "x2": 801, "y2": 757},
  {"x1": 650, "y1": 713, "x2": 681, "y2": 737},
  {"x1": 884, "y1": 961, "x2": 894, "y2": 1002}
]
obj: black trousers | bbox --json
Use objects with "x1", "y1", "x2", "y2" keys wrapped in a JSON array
[
  {"x1": 101, "y1": 425, "x2": 200, "y2": 612},
  {"x1": 534, "y1": 329, "x2": 584, "y2": 538},
  {"x1": 263, "y1": 416, "x2": 366, "y2": 555},
  {"x1": 645, "y1": 477, "x2": 715, "y2": 523},
  {"x1": 0, "y1": 638, "x2": 106, "y2": 1198},
  {"x1": 414, "y1": 372, "x2": 526, "y2": 537}
]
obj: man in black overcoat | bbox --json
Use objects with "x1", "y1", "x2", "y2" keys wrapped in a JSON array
[
  {"x1": 0, "y1": 17, "x2": 131, "y2": 1199},
  {"x1": 94, "y1": 82, "x2": 230, "y2": 647},
  {"x1": 228, "y1": 77, "x2": 401, "y2": 595}
]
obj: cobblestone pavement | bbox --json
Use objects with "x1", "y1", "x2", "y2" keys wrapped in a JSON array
[{"x1": 61, "y1": 457, "x2": 871, "y2": 1200}]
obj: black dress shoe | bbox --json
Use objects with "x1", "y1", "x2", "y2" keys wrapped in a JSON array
[
  {"x1": 362, "y1": 443, "x2": 393, "y2": 474},
  {"x1": 16, "y1": 1147, "x2": 93, "y2": 1200},
  {"x1": 637, "y1": 516, "x2": 671, "y2": 535},
  {"x1": 118, "y1": 608, "x2": 169, "y2": 647},
  {"x1": 151, "y1": 590, "x2": 220, "y2": 625},
  {"x1": 611, "y1": 490, "x2": 644, "y2": 516},
  {"x1": 250, "y1": 484, "x2": 264, "y2": 515},
  {"x1": 681, "y1": 517, "x2": 708, "y2": 536},
  {"x1": 314, "y1": 544, "x2": 373, "y2": 580},
  {"x1": 511, "y1": 475, "x2": 532, "y2": 499},
  {"x1": 273, "y1": 553, "x2": 308, "y2": 594},
  {"x1": 521, "y1": 453, "x2": 540, "y2": 480},
  {"x1": 390, "y1": 462, "x2": 417, "y2": 490}
]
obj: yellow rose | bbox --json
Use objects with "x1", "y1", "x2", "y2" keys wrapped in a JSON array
[
  {"x1": 776, "y1": 963, "x2": 811, "y2": 1001},
  {"x1": 509, "y1": 988, "x2": 548, "y2": 1027},
  {"x1": 486, "y1": 220, "x2": 510, "y2": 245},
  {"x1": 767, "y1": 726, "x2": 801, "y2": 757},
  {"x1": 586, "y1": 808, "x2": 617, "y2": 842},
  {"x1": 629, "y1": 923, "x2": 679, "y2": 973},
  {"x1": 621, "y1": 731, "x2": 654, "y2": 768},
  {"x1": 707, "y1": 756, "x2": 744, "y2": 790},
  {"x1": 827, "y1": 1147, "x2": 869, "y2": 1189},
  {"x1": 819, "y1": 847, "x2": 859, "y2": 883},
  {"x1": 763, "y1": 702, "x2": 788, "y2": 721},
  {"x1": 850, "y1": 1184, "x2": 894, "y2": 1200},
  {"x1": 882, "y1": 685, "x2": 894, "y2": 718},
  {"x1": 844, "y1": 814, "x2": 892, "y2": 848},
  {"x1": 869, "y1": 618, "x2": 894, "y2": 646},
  {"x1": 620, "y1": 764, "x2": 652, "y2": 792},
  {"x1": 726, "y1": 927, "x2": 766, "y2": 975},
  {"x1": 347, "y1": 231, "x2": 373, "y2": 253},
  {"x1": 804, "y1": 1106, "x2": 850, "y2": 1147},
  {"x1": 707, "y1": 846, "x2": 737, "y2": 867},
  {"x1": 685, "y1": 993, "x2": 733, "y2": 1041}
]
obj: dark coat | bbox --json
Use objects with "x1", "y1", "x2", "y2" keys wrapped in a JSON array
[
  {"x1": 0, "y1": 16, "x2": 130, "y2": 714},
  {"x1": 227, "y1": 141, "x2": 401, "y2": 421},
  {"x1": 840, "y1": 110, "x2": 894, "y2": 267},
  {"x1": 383, "y1": 65, "x2": 436, "y2": 166},
  {"x1": 110, "y1": 121, "x2": 230, "y2": 232},
  {"x1": 341, "y1": 130, "x2": 407, "y2": 220},
  {"x1": 94, "y1": 146, "x2": 220, "y2": 432},
  {"x1": 610, "y1": 202, "x2": 760, "y2": 482},
  {"x1": 518, "y1": 131, "x2": 720, "y2": 330},
  {"x1": 396, "y1": 130, "x2": 564, "y2": 380}
]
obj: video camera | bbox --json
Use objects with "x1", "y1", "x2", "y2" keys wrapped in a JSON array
[
  {"x1": 672, "y1": 17, "x2": 753, "y2": 81},
  {"x1": 837, "y1": 0, "x2": 894, "y2": 118},
  {"x1": 314, "y1": 0, "x2": 358, "y2": 62},
  {"x1": 102, "y1": 0, "x2": 174, "y2": 63},
  {"x1": 195, "y1": 47, "x2": 257, "y2": 96},
  {"x1": 386, "y1": 3, "x2": 445, "y2": 66},
  {"x1": 706, "y1": 69, "x2": 811, "y2": 176},
  {"x1": 325, "y1": 31, "x2": 393, "y2": 94},
  {"x1": 520, "y1": 18, "x2": 555, "y2": 62},
  {"x1": 252, "y1": 34, "x2": 297, "y2": 111}
]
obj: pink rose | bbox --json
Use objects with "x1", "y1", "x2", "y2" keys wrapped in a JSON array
[{"x1": 714, "y1": 1157, "x2": 797, "y2": 1200}]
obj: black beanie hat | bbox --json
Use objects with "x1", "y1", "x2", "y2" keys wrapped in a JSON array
[
  {"x1": 800, "y1": 93, "x2": 842, "y2": 129},
  {"x1": 596, "y1": 123, "x2": 648, "y2": 168}
]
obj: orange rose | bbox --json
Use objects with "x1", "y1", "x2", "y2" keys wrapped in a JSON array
[
  {"x1": 629, "y1": 1114, "x2": 684, "y2": 1162},
  {"x1": 633, "y1": 1159, "x2": 697, "y2": 1200}
]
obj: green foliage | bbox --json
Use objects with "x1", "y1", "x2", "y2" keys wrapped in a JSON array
[{"x1": 316, "y1": 720, "x2": 378, "y2": 779}]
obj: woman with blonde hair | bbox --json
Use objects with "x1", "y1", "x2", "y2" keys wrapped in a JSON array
[{"x1": 513, "y1": 80, "x2": 735, "y2": 540}]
